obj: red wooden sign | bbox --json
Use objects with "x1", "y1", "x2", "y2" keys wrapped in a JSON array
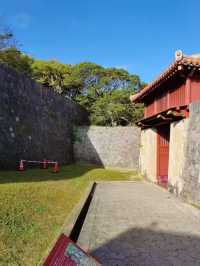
[{"x1": 43, "y1": 234, "x2": 101, "y2": 266}]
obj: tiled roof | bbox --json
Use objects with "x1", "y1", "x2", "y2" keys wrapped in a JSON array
[{"x1": 130, "y1": 51, "x2": 200, "y2": 102}]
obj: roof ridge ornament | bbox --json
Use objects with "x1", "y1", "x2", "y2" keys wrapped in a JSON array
[
  {"x1": 130, "y1": 50, "x2": 200, "y2": 103},
  {"x1": 175, "y1": 50, "x2": 183, "y2": 61}
]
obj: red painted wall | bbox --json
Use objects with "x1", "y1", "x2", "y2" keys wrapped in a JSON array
[
  {"x1": 145, "y1": 82, "x2": 186, "y2": 118},
  {"x1": 191, "y1": 77, "x2": 200, "y2": 103},
  {"x1": 144, "y1": 77, "x2": 200, "y2": 119},
  {"x1": 169, "y1": 83, "x2": 185, "y2": 108}
]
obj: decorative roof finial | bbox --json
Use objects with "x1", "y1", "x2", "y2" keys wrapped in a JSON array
[{"x1": 175, "y1": 50, "x2": 183, "y2": 61}]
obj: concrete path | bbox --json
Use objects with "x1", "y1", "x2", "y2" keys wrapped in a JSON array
[{"x1": 78, "y1": 182, "x2": 200, "y2": 266}]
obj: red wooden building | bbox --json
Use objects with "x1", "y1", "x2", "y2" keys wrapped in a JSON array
[{"x1": 131, "y1": 51, "x2": 200, "y2": 187}]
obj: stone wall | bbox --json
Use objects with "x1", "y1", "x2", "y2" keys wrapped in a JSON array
[
  {"x1": 159, "y1": 101, "x2": 200, "y2": 205},
  {"x1": 180, "y1": 102, "x2": 200, "y2": 204},
  {"x1": 139, "y1": 128, "x2": 157, "y2": 182},
  {"x1": 73, "y1": 126, "x2": 141, "y2": 169},
  {"x1": 168, "y1": 119, "x2": 189, "y2": 195},
  {"x1": 0, "y1": 64, "x2": 88, "y2": 169},
  {"x1": 139, "y1": 110, "x2": 200, "y2": 205}
]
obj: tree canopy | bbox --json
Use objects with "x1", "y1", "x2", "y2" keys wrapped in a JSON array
[
  {"x1": 88, "y1": 89, "x2": 143, "y2": 126},
  {"x1": 0, "y1": 48, "x2": 33, "y2": 76}
]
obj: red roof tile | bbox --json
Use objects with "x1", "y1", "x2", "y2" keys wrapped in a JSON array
[{"x1": 130, "y1": 52, "x2": 200, "y2": 103}]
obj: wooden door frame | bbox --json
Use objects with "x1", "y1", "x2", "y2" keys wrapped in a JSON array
[{"x1": 156, "y1": 123, "x2": 170, "y2": 187}]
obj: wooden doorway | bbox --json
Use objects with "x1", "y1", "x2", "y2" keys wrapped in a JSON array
[{"x1": 157, "y1": 124, "x2": 170, "y2": 187}]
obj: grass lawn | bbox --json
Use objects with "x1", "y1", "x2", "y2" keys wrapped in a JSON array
[{"x1": 0, "y1": 164, "x2": 141, "y2": 266}]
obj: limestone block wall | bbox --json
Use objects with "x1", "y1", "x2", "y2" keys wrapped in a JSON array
[
  {"x1": 180, "y1": 102, "x2": 200, "y2": 204},
  {"x1": 168, "y1": 119, "x2": 189, "y2": 195},
  {"x1": 167, "y1": 101, "x2": 200, "y2": 204},
  {"x1": 0, "y1": 64, "x2": 88, "y2": 169},
  {"x1": 73, "y1": 126, "x2": 141, "y2": 169},
  {"x1": 139, "y1": 128, "x2": 157, "y2": 182}
]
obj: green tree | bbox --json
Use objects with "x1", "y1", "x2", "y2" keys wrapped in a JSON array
[
  {"x1": 0, "y1": 22, "x2": 33, "y2": 75},
  {"x1": 74, "y1": 65, "x2": 144, "y2": 125},
  {"x1": 31, "y1": 61, "x2": 97, "y2": 97},
  {"x1": 31, "y1": 60, "x2": 73, "y2": 94},
  {"x1": 0, "y1": 48, "x2": 33, "y2": 76},
  {"x1": 89, "y1": 89, "x2": 143, "y2": 126}
]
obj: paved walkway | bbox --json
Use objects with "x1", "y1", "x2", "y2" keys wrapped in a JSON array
[{"x1": 78, "y1": 182, "x2": 200, "y2": 266}]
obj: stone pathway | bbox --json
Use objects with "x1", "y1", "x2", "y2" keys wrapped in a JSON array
[{"x1": 78, "y1": 182, "x2": 200, "y2": 266}]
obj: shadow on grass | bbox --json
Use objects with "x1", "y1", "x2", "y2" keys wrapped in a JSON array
[
  {"x1": 91, "y1": 224, "x2": 200, "y2": 265},
  {"x1": 0, "y1": 164, "x2": 104, "y2": 184}
]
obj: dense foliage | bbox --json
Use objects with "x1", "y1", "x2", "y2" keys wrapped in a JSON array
[
  {"x1": 87, "y1": 90, "x2": 143, "y2": 126},
  {"x1": 0, "y1": 48, "x2": 33, "y2": 76},
  {"x1": 0, "y1": 33, "x2": 144, "y2": 125}
]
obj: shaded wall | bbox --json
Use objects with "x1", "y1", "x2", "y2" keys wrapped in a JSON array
[
  {"x1": 139, "y1": 128, "x2": 157, "y2": 182},
  {"x1": 73, "y1": 126, "x2": 140, "y2": 169},
  {"x1": 180, "y1": 102, "x2": 200, "y2": 204},
  {"x1": 0, "y1": 64, "x2": 88, "y2": 169},
  {"x1": 168, "y1": 119, "x2": 189, "y2": 195},
  {"x1": 156, "y1": 101, "x2": 200, "y2": 205}
]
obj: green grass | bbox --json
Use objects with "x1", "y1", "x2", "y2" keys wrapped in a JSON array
[
  {"x1": 191, "y1": 203, "x2": 200, "y2": 210},
  {"x1": 0, "y1": 164, "x2": 141, "y2": 266}
]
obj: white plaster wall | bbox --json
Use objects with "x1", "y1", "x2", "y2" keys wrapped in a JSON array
[
  {"x1": 168, "y1": 119, "x2": 189, "y2": 195},
  {"x1": 139, "y1": 128, "x2": 157, "y2": 182}
]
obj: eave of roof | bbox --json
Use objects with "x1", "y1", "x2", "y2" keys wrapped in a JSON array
[
  {"x1": 130, "y1": 52, "x2": 200, "y2": 103},
  {"x1": 135, "y1": 106, "x2": 188, "y2": 129}
]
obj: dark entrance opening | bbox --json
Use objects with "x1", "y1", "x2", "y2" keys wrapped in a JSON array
[{"x1": 156, "y1": 124, "x2": 170, "y2": 188}]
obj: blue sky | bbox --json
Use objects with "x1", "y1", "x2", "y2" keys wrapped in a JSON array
[{"x1": 2, "y1": 0, "x2": 200, "y2": 82}]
